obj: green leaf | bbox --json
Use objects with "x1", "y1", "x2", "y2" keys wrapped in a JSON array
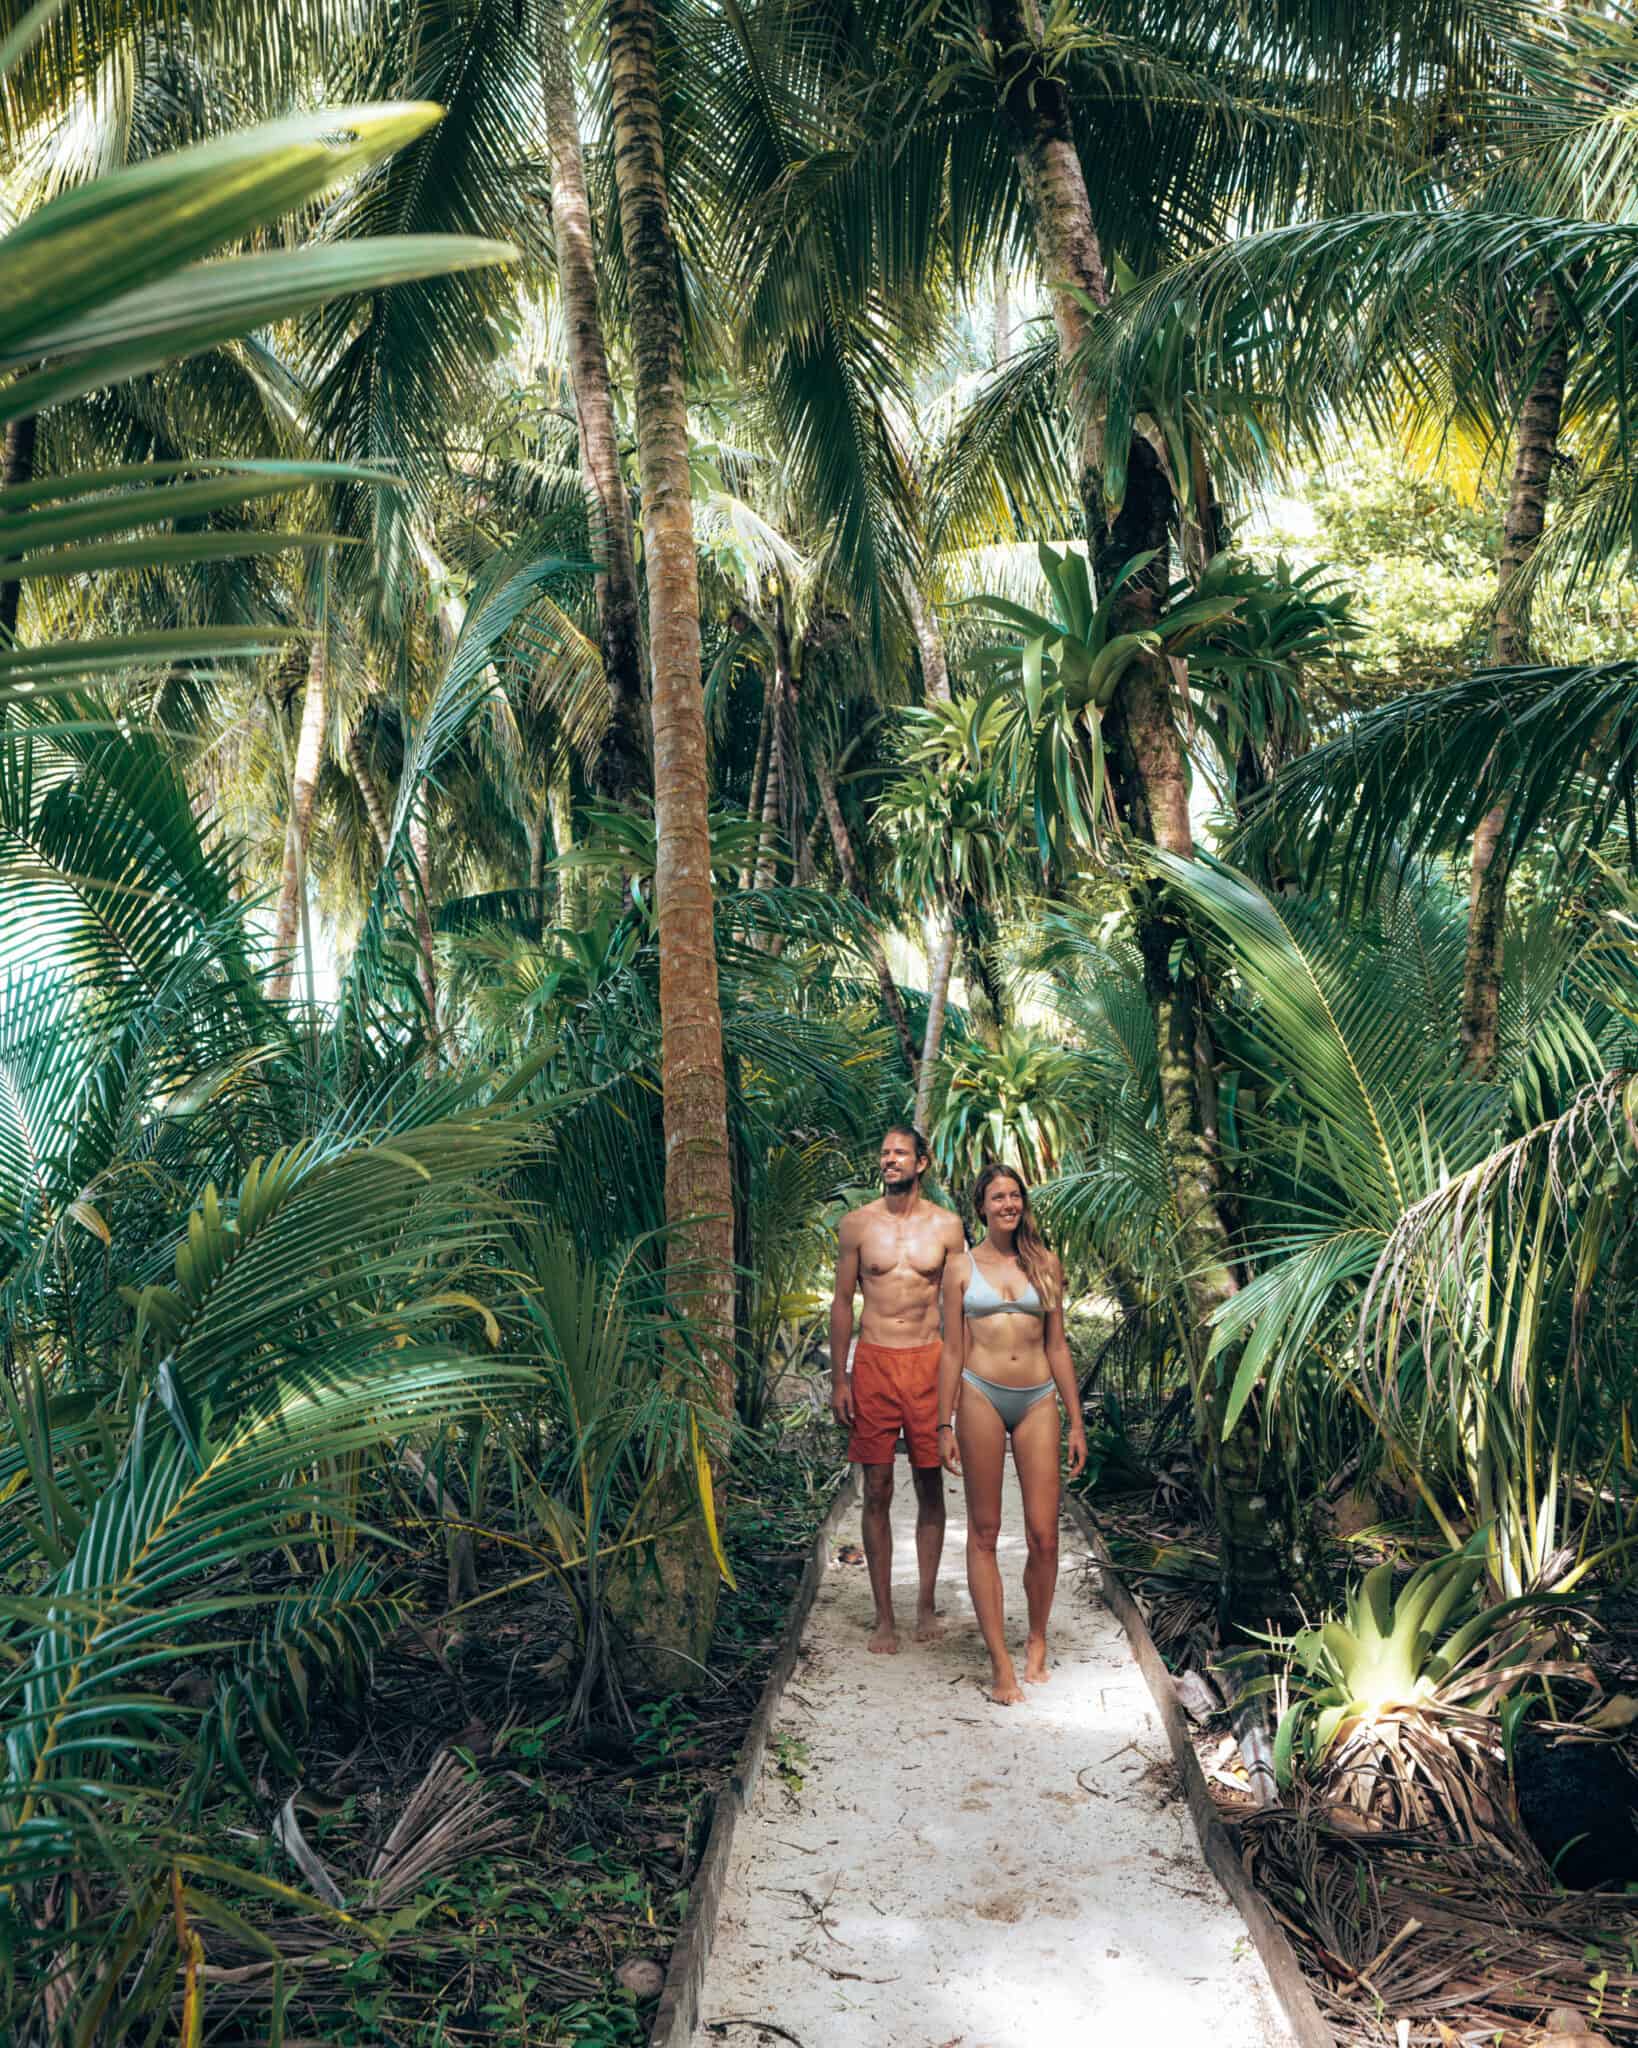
[
  {"x1": 2, "y1": 237, "x2": 516, "y2": 423},
  {"x1": 0, "y1": 103, "x2": 451, "y2": 359},
  {"x1": 1022, "y1": 634, "x2": 1045, "y2": 725}
]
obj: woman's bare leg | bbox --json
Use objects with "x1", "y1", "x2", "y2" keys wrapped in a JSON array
[
  {"x1": 1011, "y1": 1397, "x2": 1062, "y2": 1683},
  {"x1": 957, "y1": 1391, "x2": 1022, "y2": 1704}
]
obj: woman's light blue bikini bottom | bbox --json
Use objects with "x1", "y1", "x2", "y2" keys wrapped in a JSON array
[{"x1": 961, "y1": 1368, "x2": 1057, "y2": 1431}]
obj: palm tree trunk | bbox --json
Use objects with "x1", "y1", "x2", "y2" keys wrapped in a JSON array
[
  {"x1": 915, "y1": 912, "x2": 958, "y2": 1136},
  {"x1": 268, "y1": 630, "x2": 327, "y2": 1002},
  {"x1": 607, "y1": 0, "x2": 734, "y2": 1676},
  {"x1": 772, "y1": 592, "x2": 813, "y2": 882},
  {"x1": 0, "y1": 413, "x2": 38, "y2": 644},
  {"x1": 985, "y1": 0, "x2": 1106, "y2": 498},
  {"x1": 815, "y1": 746, "x2": 919, "y2": 1080},
  {"x1": 347, "y1": 718, "x2": 393, "y2": 856},
  {"x1": 542, "y1": 0, "x2": 649, "y2": 803},
  {"x1": 527, "y1": 794, "x2": 550, "y2": 896},
  {"x1": 905, "y1": 578, "x2": 951, "y2": 703},
  {"x1": 743, "y1": 661, "x2": 775, "y2": 888},
  {"x1": 753, "y1": 658, "x2": 785, "y2": 891},
  {"x1": 549, "y1": 779, "x2": 580, "y2": 926},
  {"x1": 989, "y1": 0, "x2": 1282, "y2": 1639},
  {"x1": 906, "y1": 567, "x2": 957, "y2": 1133},
  {"x1": 1460, "y1": 281, "x2": 1568, "y2": 1078}
]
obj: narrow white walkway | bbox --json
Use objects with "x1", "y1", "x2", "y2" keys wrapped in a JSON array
[{"x1": 695, "y1": 1462, "x2": 1293, "y2": 2048}]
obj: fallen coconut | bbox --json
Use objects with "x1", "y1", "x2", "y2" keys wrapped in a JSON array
[{"x1": 617, "y1": 1957, "x2": 665, "y2": 2002}]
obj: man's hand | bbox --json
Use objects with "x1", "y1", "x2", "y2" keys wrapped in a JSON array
[
  {"x1": 831, "y1": 1377, "x2": 854, "y2": 1429},
  {"x1": 1066, "y1": 1422, "x2": 1088, "y2": 1478},
  {"x1": 940, "y1": 1426, "x2": 962, "y2": 1476}
]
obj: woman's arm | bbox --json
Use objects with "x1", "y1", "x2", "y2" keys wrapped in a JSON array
[
  {"x1": 1045, "y1": 1257, "x2": 1087, "y2": 1475},
  {"x1": 937, "y1": 1254, "x2": 968, "y2": 1474}
]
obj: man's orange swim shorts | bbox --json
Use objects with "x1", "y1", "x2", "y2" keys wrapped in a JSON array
[{"x1": 847, "y1": 1340, "x2": 943, "y2": 1468}]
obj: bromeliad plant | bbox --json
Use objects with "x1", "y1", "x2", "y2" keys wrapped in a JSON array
[
  {"x1": 933, "y1": 1027, "x2": 1096, "y2": 1184},
  {"x1": 1272, "y1": 1548, "x2": 1571, "y2": 1840},
  {"x1": 965, "y1": 542, "x2": 1243, "y2": 874}
]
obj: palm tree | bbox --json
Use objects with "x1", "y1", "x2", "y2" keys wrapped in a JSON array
[
  {"x1": 541, "y1": 0, "x2": 649, "y2": 801},
  {"x1": 1067, "y1": 8, "x2": 1638, "y2": 1083},
  {"x1": 605, "y1": 0, "x2": 735, "y2": 1671},
  {"x1": 267, "y1": 562, "x2": 330, "y2": 999},
  {"x1": 1461, "y1": 282, "x2": 1570, "y2": 1075}
]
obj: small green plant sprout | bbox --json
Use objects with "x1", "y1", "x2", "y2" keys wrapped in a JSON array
[{"x1": 773, "y1": 1732, "x2": 810, "y2": 1796}]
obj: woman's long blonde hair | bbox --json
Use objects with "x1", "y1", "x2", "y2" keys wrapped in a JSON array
[{"x1": 971, "y1": 1162, "x2": 1059, "y2": 1308}]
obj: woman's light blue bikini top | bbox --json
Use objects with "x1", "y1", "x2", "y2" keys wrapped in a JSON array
[{"x1": 963, "y1": 1255, "x2": 1046, "y2": 1319}]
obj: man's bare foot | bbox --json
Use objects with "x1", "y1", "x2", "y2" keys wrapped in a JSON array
[
  {"x1": 988, "y1": 1663, "x2": 1025, "y2": 1705},
  {"x1": 1024, "y1": 1637, "x2": 1051, "y2": 1683},
  {"x1": 867, "y1": 1622, "x2": 900, "y2": 1655},
  {"x1": 913, "y1": 1608, "x2": 946, "y2": 1643}
]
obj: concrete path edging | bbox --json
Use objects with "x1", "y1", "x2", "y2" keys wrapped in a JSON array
[
  {"x1": 648, "y1": 1472, "x2": 858, "y2": 2048},
  {"x1": 689, "y1": 1464, "x2": 1297, "y2": 2047},
  {"x1": 1063, "y1": 1493, "x2": 1336, "y2": 2048}
]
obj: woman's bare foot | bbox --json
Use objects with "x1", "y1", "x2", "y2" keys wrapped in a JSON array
[
  {"x1": 913, "y1": 1606, "x2": 946, "y2": 1643},
  {"x1": 867, "y1": 1621, "x2": 900, "y2": 1655},
  {"x1": 988, "y1": 1661, "x2": 1025, "y2": 1705},
  {"x1": 1024, "y1": 1636, "x2": 1051, "y2": 1683}
]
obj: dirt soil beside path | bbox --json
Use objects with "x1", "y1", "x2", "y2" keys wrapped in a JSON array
[{"x1": 692, "y1": 1458, "x2": 1295, "y2": 2048}]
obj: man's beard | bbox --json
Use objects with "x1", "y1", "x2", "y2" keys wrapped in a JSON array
[{"x1": 882, "y1": 1172, "x2": 916, "y2": 1195}]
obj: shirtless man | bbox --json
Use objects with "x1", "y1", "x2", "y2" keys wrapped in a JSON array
[{"x1": 830, "y1": 1125, "x2": 967, "y2": 1654}]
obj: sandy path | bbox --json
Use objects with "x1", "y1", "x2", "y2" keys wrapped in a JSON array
[{"x1": 693, "y1": 1458, "x2": 1294, "y2": 2048}]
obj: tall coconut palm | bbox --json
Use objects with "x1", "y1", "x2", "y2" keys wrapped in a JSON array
[
  {"x1": 605, "y1": 0, "x2": 734, "y2": 1670},
  {"x1": 970, "y1": 23, "x2": 1251, "y2": 1576},
  {"x1": 1068, "y1": 7, "x2": 1638, "y2": 1081},
  {"x1": 541, "y1": 0, "x2": 649, "y2": 801},
  {"x1": 267, "y1": 562, "x2": 330, "y2": 1000},
  {"x1": 1461, "y1": 282, "x2": 1570, "y2": 1075}
]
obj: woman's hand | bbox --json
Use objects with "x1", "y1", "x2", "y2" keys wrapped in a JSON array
[
  {"x1": 939, "y1": 1424, "x2": 962, "y2": 1476},
  {"x1": 1065, "y1": 1421, "x2": 1088, "y2": 1477}
]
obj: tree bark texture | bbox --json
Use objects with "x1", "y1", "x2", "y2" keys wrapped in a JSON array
[
  {"x1": 527, "y1": 795, "x2": 550, "y2": 896},
  {"x1": 915, "y1": 910, "x2": 959, "y2": 1137},
  {"x1": 549, "y1": 779, "x2": 582, "y2": 927},
  {"x1": 772, "y1": 595, "x2": 813, "y2": 883},
  {"x1": 814, "y1": 745, "x2": 920, "y2": 1080},
  {"x1": 542, "y1": 0, "x2": 650, "y2": 804},
  {"x1": 1460, "y1": 280, "x2": 1568, "y2": 1079},
  {"x1": 986, "y1": 0, "x2": 1107, "y2": 498},
  {"x1": 608, "y1": 0, "x2": 734, "y2": 1674},
  {"x1": 752, "y1": 657, "x2": 785, "y2": 892},
  {"x1": 346, "y1": 718, "x2": 394, "y2": 858},
  {"x1": 743, "y1": 656, "x2": 775, "y2": 888},
  {"x1": 905, "y1": 577, "x2": 951, "y2": 704},
  {"x1": 0, "y1": 412, "x2": 38, "y2": 645},
  {"x1": 991, "y1": 20, "x2": 1283, "y2": 1632},
  {"x1": 268, "y1": 631, "x2": 327, "y2": 1003}
]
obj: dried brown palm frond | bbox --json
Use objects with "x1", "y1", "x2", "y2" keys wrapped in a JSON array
[
  {"x1": 1232, "y1": 1796, "x2": 1638, "y2": 2045},
  {"x1": 365, "y1": 1747, "x2": 513, "y2": 1910}
]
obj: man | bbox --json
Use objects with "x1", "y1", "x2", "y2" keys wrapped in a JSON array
[{"x1": 830, "y1": 1125, "x2": 966, "y2": 1654}]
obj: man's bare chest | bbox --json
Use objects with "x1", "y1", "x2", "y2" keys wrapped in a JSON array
[{"x1": 857, "y1": 1220, "x2": 948, "y2": 1286}]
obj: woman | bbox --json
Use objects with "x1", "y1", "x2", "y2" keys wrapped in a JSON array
[{"x1": 938, "y1": 1162, "x2": 1086, "y2": 1704}]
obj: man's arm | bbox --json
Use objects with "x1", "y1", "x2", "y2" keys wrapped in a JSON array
[{"x1": 829, "y1": 1215, "x2": 861, "y2": 1428}]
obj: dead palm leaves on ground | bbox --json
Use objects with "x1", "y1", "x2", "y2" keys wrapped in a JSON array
[{"x1": 1231, "y1": 1798, "x2": 1638, "y2": 2044}]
